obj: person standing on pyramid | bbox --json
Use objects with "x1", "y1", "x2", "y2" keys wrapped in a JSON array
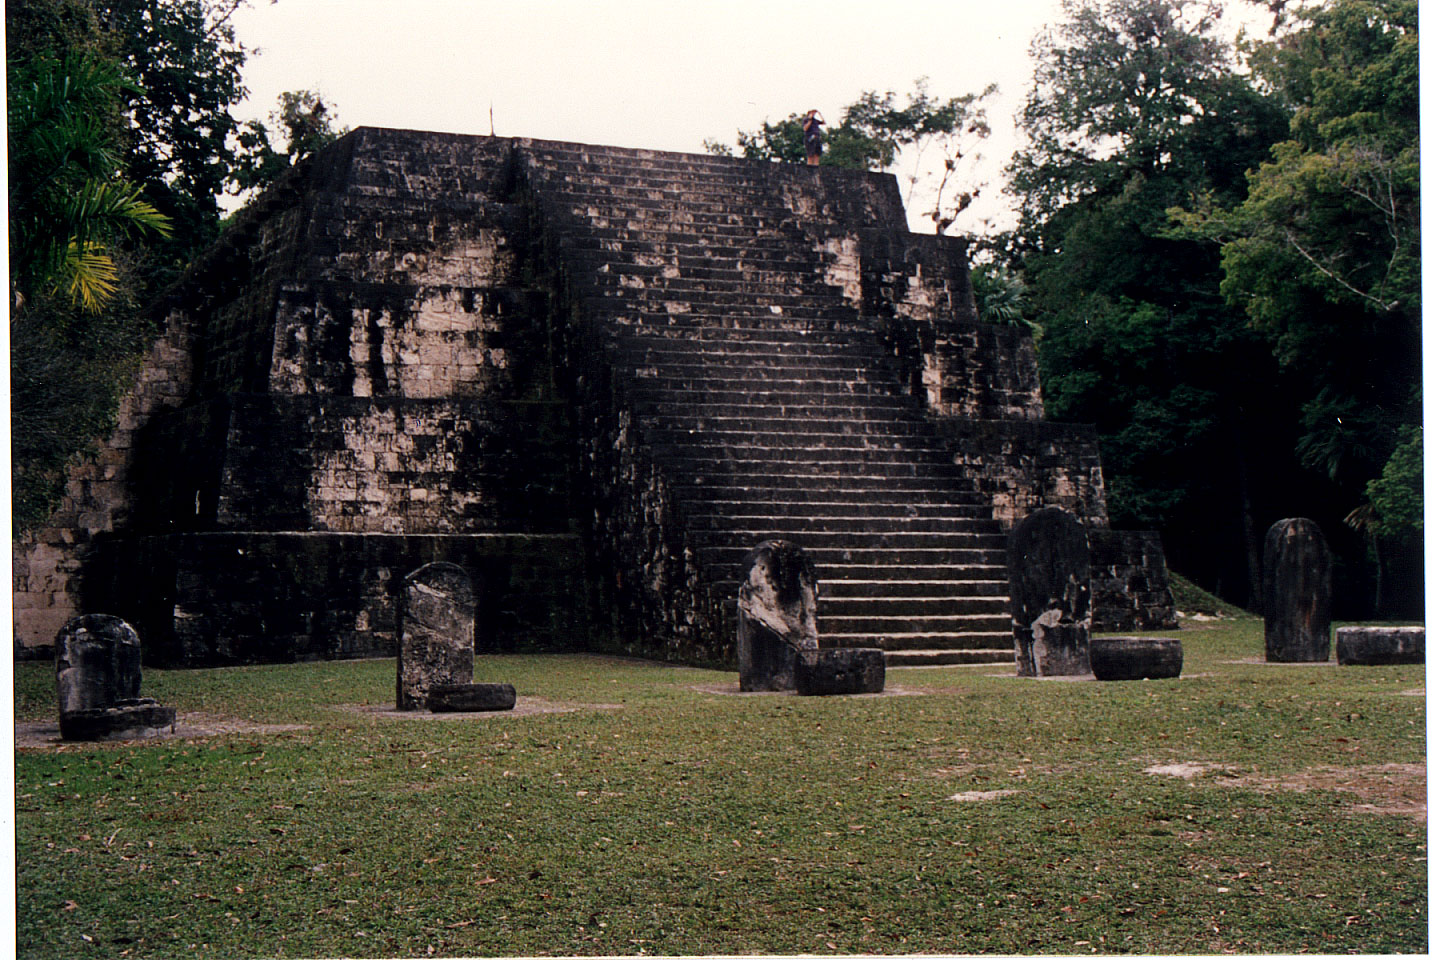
[{"x1": 802, "y1": 109, "x2": 825, "y2": 165}]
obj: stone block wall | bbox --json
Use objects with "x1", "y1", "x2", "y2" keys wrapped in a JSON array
[
  {"x1": 12, "y1": 313, "x2": 197, "y2": 655},
  {"x1": 1089, "y1": 529, "x2": 1180, "y2": 632},
  {"x1": 933, "y1": 419, "x2": 1109, "y2": 530},
  {"x1": 93, "y1": 532, "x2": 584, "y2": 666}
]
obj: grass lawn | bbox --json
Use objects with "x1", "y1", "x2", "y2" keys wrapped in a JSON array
[{"x1": 12, "y1": 618, "x2": 1427, "y2": 957}]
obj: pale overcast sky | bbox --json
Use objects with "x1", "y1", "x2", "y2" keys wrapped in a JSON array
[{"x1": 232, "y1": 0, "x2": 1270, "y2": 232}]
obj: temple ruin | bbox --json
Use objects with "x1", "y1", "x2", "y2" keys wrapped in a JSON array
[{"x1": 12, "y1": 128, "x2": 1176, "y2": 667}]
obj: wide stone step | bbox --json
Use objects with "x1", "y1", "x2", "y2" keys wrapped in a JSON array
[
  {"x1": 630, "y1": 376, "x2": 905, "y2": 398},
  {"x1": 564, "y1": 235, "x2": 815, "y2": 262},
  {"x1": 597, "y1": 310, "x2": 868, "y2": 332},
  {"x1": 594, "y1": 261, "x2": 831, "y2": 287},
  {"x1": 571, "y1": 221, "x2": 805, "y2": 244},
  {"x1": 622, "y1": 344, "x2": 890, "y2": 368},
  {"x1": 609, "y1": 324, "x2": 881, "y2": 346},
  {"x1": 689, "y1": 529, "x2": 1007, "y2": 551},
  {"x1": 820, "y1": 577, "x2": 1007, "y2": 596},
  {"x1": 671, "y1": 458, "x2": 971, "y2": 482},
  {"x1": 561, "y1": 203, "x2": 799, "y2": 229},
  {"x1": 882, "y1": 648, "x2": 1015, "y2": 666},
  {"x1": 819, "y1": 592, "x2": 1007, "y2": 614},
  {"x1": 676, "y1": 480, "x2": 982, "y2": 502},
  {"x1": 631, "y1": 389, "x2": 915, "y2": 412},
  {"x1": 688, "y1": 514, "x2": 997, "y2": 534},
  {"x1": 824, "y1": 631, "x2": 1015, "y2": 653},
  {"x1": 700, "y1": 544, "x2": 1006, "y2": 568},
  {"x1": 654, "y1": 444, "x2": 956, "y2": 469},
  {"x1": 695, "y1": 500, "x2": 990, "y2": 519},
  {"x1": 816, "y1": 564, "x2": 1005, "y2": 582},
  {"x1": 642, "y1": 426, "x2": 943, "y2": 448},
  {"x1": 638, "y1": 416, "x2": 937, "y2": 438},
  {"x1": 820, "y1": 616, "x2": 1014, "y2": 645},
  {"x1": 587, "y1": 297, "x2": 859, "y2": 321},
  {"x1": 632, "y1": 401, "x2": 919, "y2": 423}
]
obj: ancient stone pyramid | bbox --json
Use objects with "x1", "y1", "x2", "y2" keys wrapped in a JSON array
[{"x1": 12, "y1": 128, "x2": 1175, "y2": 666}]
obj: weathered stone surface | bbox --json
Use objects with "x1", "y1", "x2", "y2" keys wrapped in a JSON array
[
  {"x1": 55, "y1": 614, "x2": 175, "y2": 740},
  {"x1": 59, "y1": 701, "x2": 177, "y2": 741},
  {"x1": 1089, "y1": 636, "x2": 1183, "y2": 681},
  {"x1": 12, "y1": 128, "x2": 1169, "y2": 672},
  {"x1": 1335, "y1": 626, "x2": 1424, "y2": 665},
  {"x1": 1008, "y1": 508, "x2": 1092, "y2": 677},
  {"x1": 1088, "y1": 530, "x2": 1179, "y2": 632},
  {"x1": 55, "y1": 614, "x2": 143, "y2": 714},
  {"x1": 1263, "y1": 518, "x2": 1332, "y2": 662},
  {"x1": 796, "y1": 648, "x2": 885, "y2": 695},
  {"x1": 396, "y1": 562, "x2": 477, "y2": 710},
  {"x1": 426, "y1": 682, "x2": 517, "y2": 712},
  {"x1": 737, "y1": 541, "x2": 819, "y2": 691}
]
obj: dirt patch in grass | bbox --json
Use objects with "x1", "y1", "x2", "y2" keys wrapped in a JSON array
[
  {"x1": 1145, "y1": 761, "x2": 1240, "y2": 779},
  {"x1": 688, "y1": 682, "x2": 923, "y2": 697},
  {"x1": 341, "y1": 697, "x2": 623, "y2": 720},
  {"x1": 1216, "y1": 763, "x2": 1427, "y2": 821},
  {"x1": 1222, "y1": 657, "x2": 1335, "y2": 666},
  {"x1": 13, "y1": 713, "x2": 311, "y2": 750},
  {"x1": 1148, "y1": 760, "x2": 1426, "y2": 821},
  {"x1": 948, "y1": 789, "x2": 1020, "y2": 802}
]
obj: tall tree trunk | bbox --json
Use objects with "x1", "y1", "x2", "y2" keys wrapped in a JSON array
[{"x1": 1234, "y1": 432, "x2": 1262, "y2": 613}]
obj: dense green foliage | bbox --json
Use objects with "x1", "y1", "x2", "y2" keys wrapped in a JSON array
[
  {"x1": 230, "y1": 88, "x2": 349, "y2": 197},
  {"x1": 8, "y1": 0, "x2": 347, "y2": 533},
  {"x1": 13, "y1": 640, "x2": 1427, "y2": 956},
  {"x1": 1003, "y1": 0, "x2": 1420, "y2": 616},
  {"x1": 706, "y1": 79, "x2": 997, "y2": 233}
]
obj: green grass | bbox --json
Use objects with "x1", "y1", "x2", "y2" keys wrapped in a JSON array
[{"x1": 13, "y1": 620, "x2": 1427, "y2": 956}]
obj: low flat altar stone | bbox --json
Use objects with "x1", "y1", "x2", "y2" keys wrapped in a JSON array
[
  {"x1": 1335, "y1": 626, "x2": 1424, "y2": 665},
  {"x1": 1089, "y1": 636, "x2": 1183, "y2": 681},
  {"x1": 797, "y1": 648, "x2": 886, "y2": 696},
  {"x1": 426, "y1": 682, "x2": 517, "y2": 712},
  {"x1": 58, "y1": 699, "x2": 176, "y2": 741}
]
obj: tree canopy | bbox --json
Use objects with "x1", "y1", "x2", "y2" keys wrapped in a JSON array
[
  {"x1": 706, "y1": 79, "x2": 997, "y2": 234},
  {"x1": 1006, "y1": 0, "x2": 1420, "y2": 616}
]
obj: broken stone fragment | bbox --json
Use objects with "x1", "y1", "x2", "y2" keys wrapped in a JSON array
[
  {"x1": 426, "y1": 682, "x2": 517, "y2": 712},
  {"x1": 1008, "y1": 508, "x2": 1092, "y2": 677},
  {"x1": 1262, "y1": 518, "x2": 1332, "y2": 662},
  {"x1": 796, "y1": 648, "x2": 885, "y2": 695},
  {"x1": 395, "y1": 562, "x2": 477, "y2": 710},
  {"x1": 1335, "y1": 626, "x2": 1424, "y2": 665},
  {"x1": 55, "y1": 615, "x2": 175, "y2": 741},
  {"x1": 737, "y1": 540, "x2": 819, "y2": 691}
]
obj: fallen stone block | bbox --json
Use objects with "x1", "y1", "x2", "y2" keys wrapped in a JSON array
[
  {"x1": 1089, "y1": 636, "x2": 1183, "y2": 681},
  {"x1": 796, "y1": 648, "x2": 885, "y2": 695},
  {"x1": 426, "y1": 682, "x2": 517, "y2": 712},
  {"x1": 1335, "y1": 626, "x2": 1424, "y2": 665}
]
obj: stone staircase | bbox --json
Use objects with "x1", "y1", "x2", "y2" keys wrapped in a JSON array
[{"x1": 521, "y1": 140, "x2": 1013, "y2": 665}]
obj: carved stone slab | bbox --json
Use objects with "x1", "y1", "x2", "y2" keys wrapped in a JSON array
[
  {"x1": 396, "y1": 562, "x2": 477, "y2": 710},
  {"x1": 1263, "y1": 518, "x2": 1332, "y2": 662},
  {"x1": 1008, "y1": 508, "x2": 1092, "y2": 677},
  {"x1": 1335, "y1": 626, "x2": 1424, "y2": 665},
  {"x1": 1089, "y1": 636, "x2": 1183, "y2": 681},
  {"x1": 55, "y1": 615, "x2": 175, "y2": 740},
  {"x1": 737, "y1": 540, "x2": 819, "y2": 691},
  {"x1": 796, "y1": 648, "x2": 885, "y2": 695}
]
